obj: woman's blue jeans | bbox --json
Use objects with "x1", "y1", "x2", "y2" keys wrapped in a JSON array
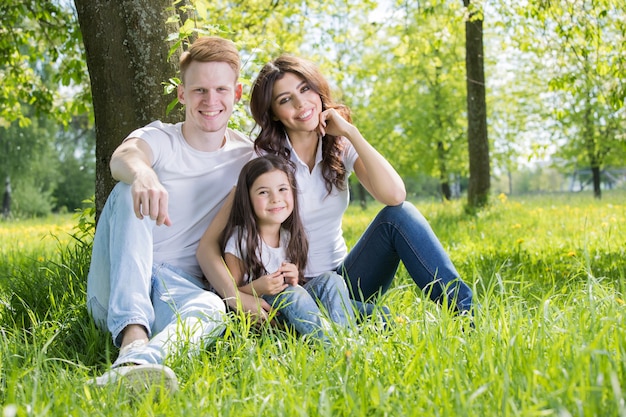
[
  {"x1": 263, "y1": 271, "x2": 355, "y2": 340},
  {"x1": 337, "y1": 202, "x2": 473, "y2": 313}
]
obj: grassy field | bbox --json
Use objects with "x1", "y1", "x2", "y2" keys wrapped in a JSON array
[{"x1": 0, "y1": 191, "x2": 624, "y2": 416}]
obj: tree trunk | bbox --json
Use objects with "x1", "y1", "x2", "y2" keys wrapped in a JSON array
[
  {"x1": 74, "y1": 0, "x2": 183, "y2": 218},
  {"x1": 508, "y1": 169, "x2": 512, "y2": 195},
  {"x1": 463, "y1": 0, "x2": 490, "y2": 209},
  {"x1": 437, "y1": 141, "x2": 451, "y2": 200},
  {"x1": 357, "y1": 182, "x2": 367, "y2": 209},
  {"x1": 591, "y1": 166, "x2": 602, "y2": 198},
  {"x1": 2, "y1": 176, "x2": 11, "y2": 219},
  {"x1": 582, "y1": 100, "x2": 602, "y2": 199}
]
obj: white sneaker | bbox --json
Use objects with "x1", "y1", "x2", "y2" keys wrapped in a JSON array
[
  {"x1": 92, "y1": 364, "x2": 179, "y2": 394},
  {"x1": 117, "y1": 339, "x2": 148, "y2": 358}
]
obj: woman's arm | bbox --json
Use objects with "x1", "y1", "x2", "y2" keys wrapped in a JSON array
[
  {"x1": 196, "y1": 190, "x2": 271, "y2": 321},
  {"x1": 319, "y1": 109, "x2": 406, "y2": 206}
]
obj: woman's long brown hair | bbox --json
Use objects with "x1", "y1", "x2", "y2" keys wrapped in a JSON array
[
  {"x1": 250, "y1": 54, "x2": 350, "y2": 194},
  {"x1": 219, "y1": 155, "x2": 308, "y2": 281}
]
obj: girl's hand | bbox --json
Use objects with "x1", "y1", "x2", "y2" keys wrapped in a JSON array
[
  {"x1": 317, "y1": 108, "x2": 354, "y2": 139},
  {"x1": 278, "y1": 261, "x2": 299, "y2": 287},
  {"x1": 253, "y1": 271, "x2": 287, "y2": 296}
]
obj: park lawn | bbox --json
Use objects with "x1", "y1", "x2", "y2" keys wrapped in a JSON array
[{"x1": 0, "y1": 192, "x2": 624, "y2": 416}]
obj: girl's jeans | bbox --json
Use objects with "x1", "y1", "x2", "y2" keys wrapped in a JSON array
[
  {"x1": 337, "y1": 202, "x2": 473, "y2": 313},
  {"x1": 87, "y1": 183, "x2": 226, "y2": 367},
  {"x1": 263, "y1": 272, "x2": 355, "y2": 340}
]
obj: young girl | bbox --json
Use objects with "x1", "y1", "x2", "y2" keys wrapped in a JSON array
[
  {"x1": 220, "y1": 155, "x2": 355, "y2": 340},
  {"x1": 247, "y1": 55, "x2": 474, "y2": 317}
]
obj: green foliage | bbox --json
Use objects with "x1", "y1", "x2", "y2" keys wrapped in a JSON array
[
  {"x1": 11, "y1": 181, "x2": 55, "y2": 218},
  {"x1": 1, "y1": 192, "x2": 625, "y2": 415},
  {"x1": 1, "y1": 0, "x2": 94, "y2": 216},
  {"x1": 0, "y1": 0, "x2": 88, "y2": 127},
  {"x1": 492, "y1": 0, "x2": 626, "y2": 193}
]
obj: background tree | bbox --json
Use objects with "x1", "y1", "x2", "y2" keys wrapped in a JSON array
[
  {"x1": 536, "y1": 0, "x2": 626, "y2": 199},
  {"x1": 498, "y1": 0, "x2": 626, "y2": 199},
  {"x1": 3, "y1": 0, "x2": 624, "y2": 219},
  {"x1": 74, "y1": 0, "x2": 187, "y2": 215},
  {"x1": 0, "y1": 0, "x2": 89, "y2": 217},
  {"x1": 0, "y1": 112, "x2": 58, "y2": 216},
  {"x1": 54, "y1": 114, "x2": 96, "y2": 212},
  {"x1": 0, "y1": 1, "x2": 84, "y2": 127},
  {"x1": 308, "y1": 0, "x2": 470, "y2": 201},
  {"x1": 463, "y1": 0, "x2": 490, "y2": 208}
]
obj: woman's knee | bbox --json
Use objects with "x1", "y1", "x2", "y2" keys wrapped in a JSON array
[{"x1": 379, "y1": 201, "x2": 422, "y2": 221}]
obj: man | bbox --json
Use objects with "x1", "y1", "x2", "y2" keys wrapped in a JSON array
[{"x1": 87, "y1": 36, "x2": 269, "y2": 392}]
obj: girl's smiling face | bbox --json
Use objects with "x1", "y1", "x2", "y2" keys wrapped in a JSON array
[
  {"x1": 270, "y1": 72, "x2": 323, "y2": 136},
  {"x1": 250, "y1": 168, "x2": 294, "y2": 228}
]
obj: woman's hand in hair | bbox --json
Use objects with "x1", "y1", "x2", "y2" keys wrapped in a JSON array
[{"x1": 317, "y1": 108, "x2": 356, "y2": 139}]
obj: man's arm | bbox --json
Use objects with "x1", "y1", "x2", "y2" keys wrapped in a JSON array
[{"x1": 110, "y1": 138, "x2": 171, "y2": 226}]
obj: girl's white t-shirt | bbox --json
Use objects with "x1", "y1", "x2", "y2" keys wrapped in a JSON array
[
  {"x1": 126, "y1": 121, "x2": 254, "y2": 279},
  {"x1": 224, "y1": 227, "x2": 291, "y2": 284}
]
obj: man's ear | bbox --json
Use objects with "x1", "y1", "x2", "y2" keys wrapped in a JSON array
[
  {"x1": 234, "y1": 83, "x2": 243, "y2": 102},
  {"x1": 177, "y1": 83, "x2": 185, "y2": 105}
]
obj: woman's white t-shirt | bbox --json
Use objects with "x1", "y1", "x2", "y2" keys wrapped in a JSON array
[{"x1": 285, "y1": 137, "x2": 358, "y2": 278}]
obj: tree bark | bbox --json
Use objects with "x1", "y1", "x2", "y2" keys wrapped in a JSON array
[
  {"x1": 74, "y1": 0, "x2": 183, "y2": 218},
  {"x1": 582, "y1": 101, "x2": 602, "y2": 199},
  {"x1": 437, "y1": 141, "x2": 451, "y2": 200},
  {"x1": 463, "y1": 0, "x2": 490, "y2": 209},
  {"x1": 2, "y1": 176, "x2": 11, "y2": 219},
  {"x1": 591, "y1": 166, "x2": 602, "y2": 198}
]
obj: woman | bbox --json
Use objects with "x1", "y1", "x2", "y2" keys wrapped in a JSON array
[{"x1": 247, "y1": 54, "x2": 473, "y2": 316}]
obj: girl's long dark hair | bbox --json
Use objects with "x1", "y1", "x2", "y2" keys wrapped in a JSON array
[
  {"x1": 250, "y1": 54, "x2": 349, "y2": 194},
  {"x1": 219, "y1": 155, "x2": 309, "y2": 281}
]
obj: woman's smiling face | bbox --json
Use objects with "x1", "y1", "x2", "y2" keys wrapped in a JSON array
[{"x1": 270, "y1": 72, "x2": 323, "y2": 136}]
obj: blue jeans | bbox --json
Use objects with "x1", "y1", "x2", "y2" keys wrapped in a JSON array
[
  {"x1": 263, "y1": 272, "x2": 355, "y2": 340},
  {"x1": 87, "y1": 183, "x2": 226, "y2": 366},
  {"x1": 337, "y1": 202, "x2": 473, "y2": 313}
]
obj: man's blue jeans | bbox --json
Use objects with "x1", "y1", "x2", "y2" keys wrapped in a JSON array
[
  {"x1": 337, "y1": 202, "x2": 473, "y2": 313},
  {"x1": 87, "y1": 182, "x2": 226, "y2": 366}
]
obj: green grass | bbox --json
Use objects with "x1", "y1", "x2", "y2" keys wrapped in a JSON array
[{"x1": 1, "y1": 191, "x2": 625, "y2": 416}]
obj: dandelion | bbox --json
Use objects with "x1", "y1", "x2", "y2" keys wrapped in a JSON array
[
  {"x1": 616, "y1": 298, "x2": 624, "y2": 305},
  {"x1": 516, "y1": 238, "x2": 524, "y2": 244},
  {"x1": 3, "y1": 404, "x2": 18, "y2": 417},
  {"x1": 511, "y1": 224, "x2": 521, "y2": 229},
  {"x1": 497, "y1": 193, "x2": 507, "y2": 204},
  {"x1": 567, "y1": 251, "x2": 576, "y2": 257},
  {"x1": 345, "y1": 350, "x2": 352, "y2": 360}
]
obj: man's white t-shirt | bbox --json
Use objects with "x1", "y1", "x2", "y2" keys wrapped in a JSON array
[{"x1": 126, "y1": 121, "x2": 254, "y2": 279}]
